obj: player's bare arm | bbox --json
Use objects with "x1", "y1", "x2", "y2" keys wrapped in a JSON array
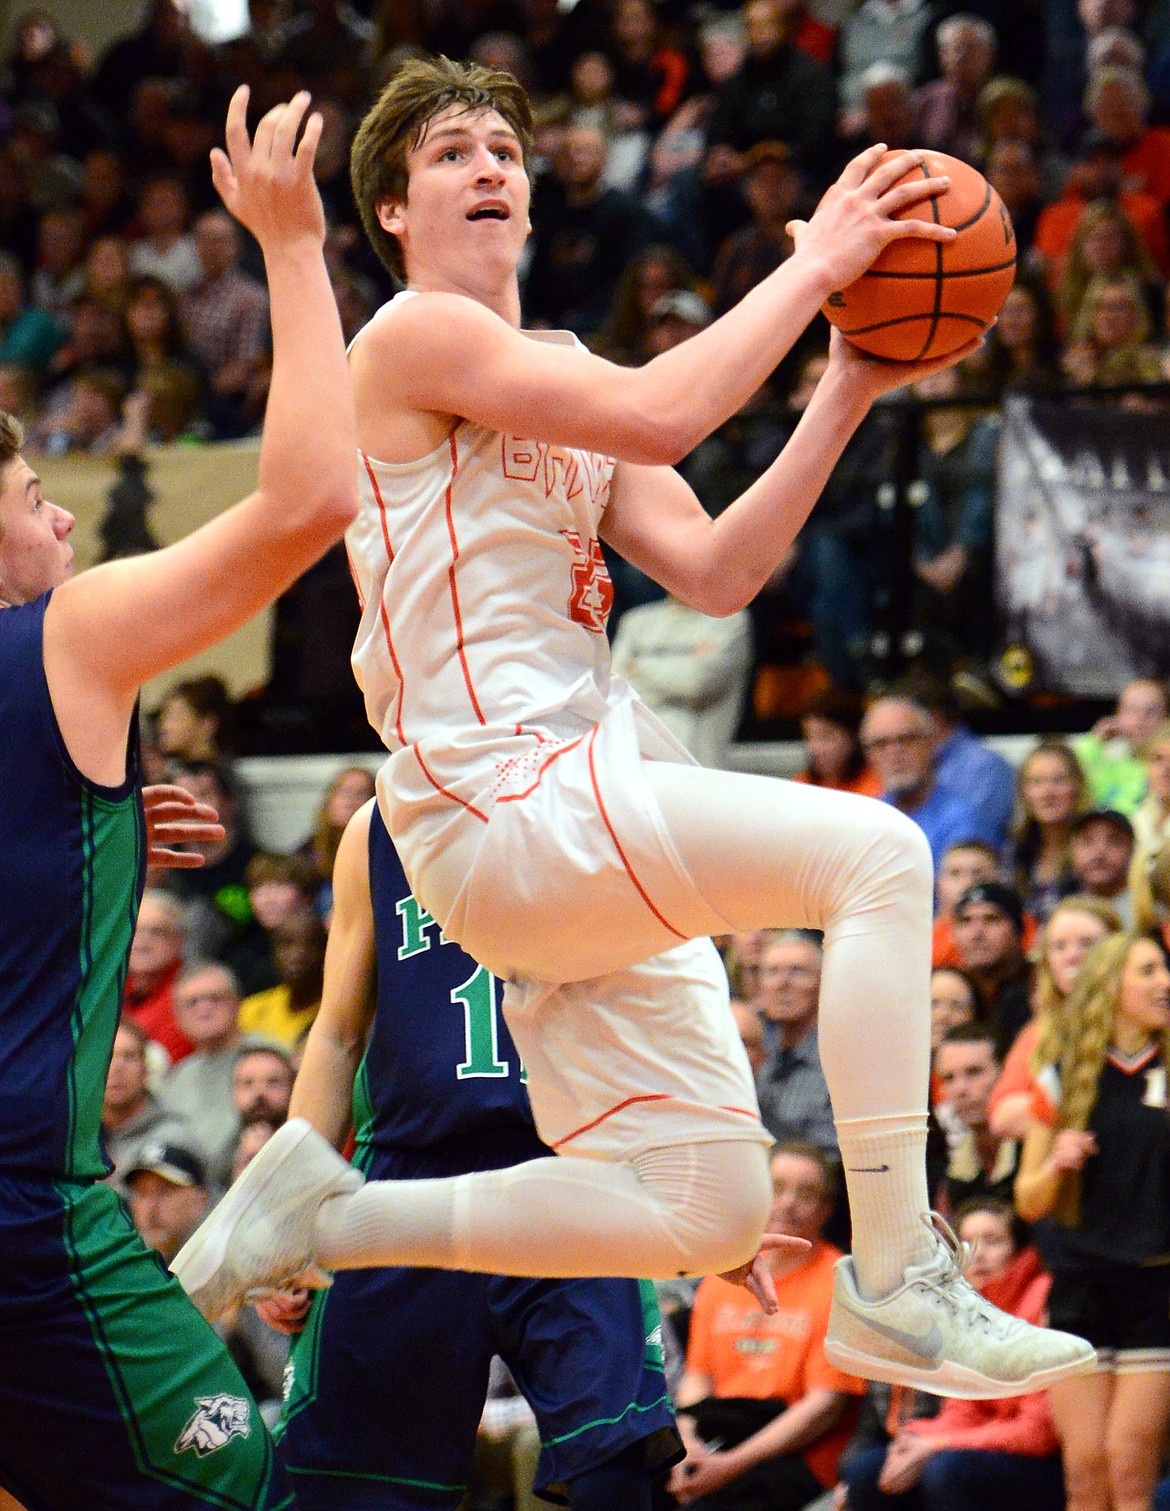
[
  {"x1": 602, "y1": 327, "x2": 982, "y2": 617},
  {"x1": 44, "y1": 87, "x2": 357, "y2": 787},
  {"x1": 290, "y1": 800, "x2": 378, "y2": 1149},
  {"x1": 354, "y1": 145, "x2": 955, "y2": 468}
]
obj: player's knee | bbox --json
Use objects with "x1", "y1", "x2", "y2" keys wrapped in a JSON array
[
  {"x1": 638, "y1": 1140, "x2": 771, "y2": 1277},
  {"x1": 837, "y1": 801, "x2": 934, "y2": 918}
]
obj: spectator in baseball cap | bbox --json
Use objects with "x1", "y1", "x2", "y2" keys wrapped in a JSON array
[
  {"x1": 125, "y1": 1138, "x2": 209, "y2": 1265},
  {"x1": 952, "y1": 883, "x2": 1031, "y2": 1054},
  {"x1": 1069, "y1": 809, "x2": 1134, "y2": 924}
]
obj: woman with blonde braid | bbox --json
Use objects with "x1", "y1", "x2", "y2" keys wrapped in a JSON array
[
  {"x1": 987, "y1": 896, "x2": 1122, "y2": 1142},
  {"x1": 1016, "y1": 932, "x2": 1170, "y2": 1511}
]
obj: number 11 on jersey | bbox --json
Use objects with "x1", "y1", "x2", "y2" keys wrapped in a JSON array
[{"x1": 451, "y1": 964, "x2": 527, "y2": 1083}]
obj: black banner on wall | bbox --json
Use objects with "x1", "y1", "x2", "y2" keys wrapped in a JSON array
[{"x1": 996, "y1": 392, "x2": 1170, "y2": 696}]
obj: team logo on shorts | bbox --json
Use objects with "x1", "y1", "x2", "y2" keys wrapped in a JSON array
[{"x1": 175, "y1": 1394, "x2": 252, "y2": 1457}]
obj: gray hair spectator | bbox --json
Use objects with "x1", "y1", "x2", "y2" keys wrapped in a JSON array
[
  {"x1": 755, "y1": 930, "x2": 836, "y2": 1149},
  {"x1": 102, "y1": 1017, "x2": 193, "y2": 1193}
]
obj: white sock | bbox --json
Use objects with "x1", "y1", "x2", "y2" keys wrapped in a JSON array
[
  {"x1": 835, "y1": 1114, "x2": 933, "y2": 1298},
  {"x1": 312, "y1": 1141, "x2": 771, "y2": 1280}
]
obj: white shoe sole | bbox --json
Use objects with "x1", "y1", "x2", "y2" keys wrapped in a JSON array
[
  {"x1": 171, "y1": 1117, "x2": 323, "y2": 1319},
  {"x1": 825, "y1": 1335, "x2": 1099, "y2": 1399}
]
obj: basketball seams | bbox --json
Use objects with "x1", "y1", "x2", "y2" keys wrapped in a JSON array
[
  {"x1": 824, "y1": 151, "x2": 1016, "y2": 360},
  {"x1": 922, "y1": 159, "x2": 944, "y2": 361},
  {"x1": 857, "y1": 258, "x2": 1018, "y2": 280}
]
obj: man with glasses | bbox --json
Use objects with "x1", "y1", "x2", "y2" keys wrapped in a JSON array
[{"x1": 860, "y1": 695, "x2": 995, "y2": 872}]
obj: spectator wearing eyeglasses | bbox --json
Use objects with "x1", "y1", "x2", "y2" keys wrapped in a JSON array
[
  {"x1": 754, "y1": 930, "x2": 835, "y2": 1152},
  {"x1": 860, "y1": 696, "x2": 996, "y2": 874}
]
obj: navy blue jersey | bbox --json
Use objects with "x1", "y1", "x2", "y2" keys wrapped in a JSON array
[
  {"x1": 354, "y1": 805, "x2": 548, "y2": 1173},
  {"x1": 0, "y1": 595, "x2": 144, "y2": 1180},
  {"x1": 279, "y1": 802, "x2": 680, "y2": 1507}
]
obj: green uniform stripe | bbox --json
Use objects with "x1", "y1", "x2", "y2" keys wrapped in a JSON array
[
  {"x1": 68, "y1": 787, "x2": 143, "y2": 1177},
  {"x1": 288, "y1": 1464, "x2": 466, "y2": 1493},
  {"x1": 58, "y1": 1182, "x2": 289, "y2": 1508},
  {"x1": 352, "y1": 1052, "x2": 375, "y2": 1151},
  {"x1": 540, "y1": 1391, "x2": 675, "y2": 1448}
]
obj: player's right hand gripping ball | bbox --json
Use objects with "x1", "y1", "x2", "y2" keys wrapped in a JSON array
[{"x1": 822, "y1": 150, "x2": 1015, "y2": 361}]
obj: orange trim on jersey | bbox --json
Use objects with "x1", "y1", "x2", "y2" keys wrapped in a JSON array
[
  {"x1": 444, "y1": 434, "x2": 487, "y2": 727},
  {"x1": 586, "y1": 727, "x2": 688, "y2": 943},
  {"x1": 496, "y1": 736, "x2": 585, "y2": 803},
  {"x1": 343, "y1": 538, "x2": 366, "y2": 613},
  {"x1": 551, "y1": 1093, "x2": 673, "y2": 1148},
  {"x1": 361, "y1": 450, "x2": 407, "y2": 746},
  {"x1": 412, "y1": 744, "x2": 489, "y2": 823},
  {"x1": 720, "y1": 1105, "x2": 765, "y2": 1121}
]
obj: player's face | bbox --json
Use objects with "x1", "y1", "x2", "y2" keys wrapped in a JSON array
[
  {"x1": 0, "y1": 457, "x2": 75, "y2": 606},
  {"x1": 380, "y1": 107, "x2": 531, "y2": 290}
]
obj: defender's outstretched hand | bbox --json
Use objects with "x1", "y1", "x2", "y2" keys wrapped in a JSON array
[
  {"x1": 142, "y1": 784, "x2": 225, "y2": 868},
  {"x1": 211, "y1": 85, "x2": 326, "y2": 250},
  {"x1": 720, "y1": 1232, "x2": 812, "y2": 1315},
  {"x1": 787, "y1": 144, "x2": 957, "y2": 294}
]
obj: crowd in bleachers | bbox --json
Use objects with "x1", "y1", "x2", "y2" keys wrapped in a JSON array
[{"x1": 3, "y1": 0, "x2": 1170, "y2": 698}]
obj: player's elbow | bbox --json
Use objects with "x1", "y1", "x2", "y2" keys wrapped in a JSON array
[
  {"x1": 684, "y1": 567, "x2": 755, "y2": 620},
  {"x1": 615, "y1": 388, "x2": 699, "y2": 467}
]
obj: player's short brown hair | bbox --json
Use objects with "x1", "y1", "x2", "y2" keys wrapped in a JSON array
[
  {"x1": 0, "y1": 409, "x2": 23, "y2": 476},
  {"x1": 350, "y1": 55, "x2": 534, "y2": 281},
  {"x1": 0, "y1": 409, "x2": 24, "y2": 539}
]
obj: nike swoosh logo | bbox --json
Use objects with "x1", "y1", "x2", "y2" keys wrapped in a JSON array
[
  {"x1": 847, "y1": 1164, "x2": 890, "y2": 1173},
  {"x1": 860, "y1": 1313, "x2": 945, "y2": 1362}
]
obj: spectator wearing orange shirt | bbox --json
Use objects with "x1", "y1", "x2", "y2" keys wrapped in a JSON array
[
  {"x1": 668, "y1": 1142, "x2": 865, "y2": 1509},
  {"x1": 1032, "y1": 131, "x2": 1170, "y2": 286},
  {"x1": 1085, "y1": 65, "x2": 1170, "y2": 208}
]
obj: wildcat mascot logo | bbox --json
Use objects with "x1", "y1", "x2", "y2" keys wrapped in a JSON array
[{"x1": 175, "y1": 1394, "x2": 252, "y2": 1457}]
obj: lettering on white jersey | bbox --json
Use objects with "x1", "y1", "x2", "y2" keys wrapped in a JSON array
[{"x1": 501, "y1": 435, "x2": 613, "y2": 510}]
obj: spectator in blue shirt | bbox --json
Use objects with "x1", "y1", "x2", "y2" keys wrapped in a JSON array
[
  {"x1": 911, "y1": 678, "x2": 1017, "y2": 850},
  {"x1": 861, "y1": 695, "x2": 999, "y2": 873}
]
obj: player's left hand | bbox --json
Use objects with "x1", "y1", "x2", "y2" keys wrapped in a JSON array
[
  {"x1": 143, "y1": 784, "x2": 225, "y2": 868},
  {"x1": 719, "y1": 1232, "x2": 811, "y2": 1315},
  {"x1": 824, "y1": 325, "x2": 985, "y2": 405}
]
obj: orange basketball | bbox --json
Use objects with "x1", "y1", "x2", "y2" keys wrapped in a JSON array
[{"x1": 821, "y1": 150, "x2": 1016, "y2": 361}]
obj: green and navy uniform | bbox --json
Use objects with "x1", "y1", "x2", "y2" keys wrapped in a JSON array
[
  {"x1": 277, "y1": 803, "x2": 680, "y2": 1508},
  {"x1": 0, "y1": 594, "x2": 289, "y2": 1510}
]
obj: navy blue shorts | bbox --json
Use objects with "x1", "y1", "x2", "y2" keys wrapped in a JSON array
[
  {"x1": 277, "y1": 1155, "x2": 679, "y2": 1509},
  {"x1": 0, "y1": 1176, "x2": 289, "y2": 1511}
]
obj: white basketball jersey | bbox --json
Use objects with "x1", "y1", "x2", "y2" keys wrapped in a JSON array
[{"x1": 348, "y1": 293, "x2": 646, "y2": 800}]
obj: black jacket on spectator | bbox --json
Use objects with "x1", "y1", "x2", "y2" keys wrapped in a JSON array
[
  {"x1": 706, "y1": 48, "x2": 837, "y2": 181},
  {"x1": 525, "y1": 181, "x2": 661, "y2": 336}
]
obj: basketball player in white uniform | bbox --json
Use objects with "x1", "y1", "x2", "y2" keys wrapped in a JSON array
[{"x1": 173, "y1": 58, "x2": 1094, "y2": 1399}]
